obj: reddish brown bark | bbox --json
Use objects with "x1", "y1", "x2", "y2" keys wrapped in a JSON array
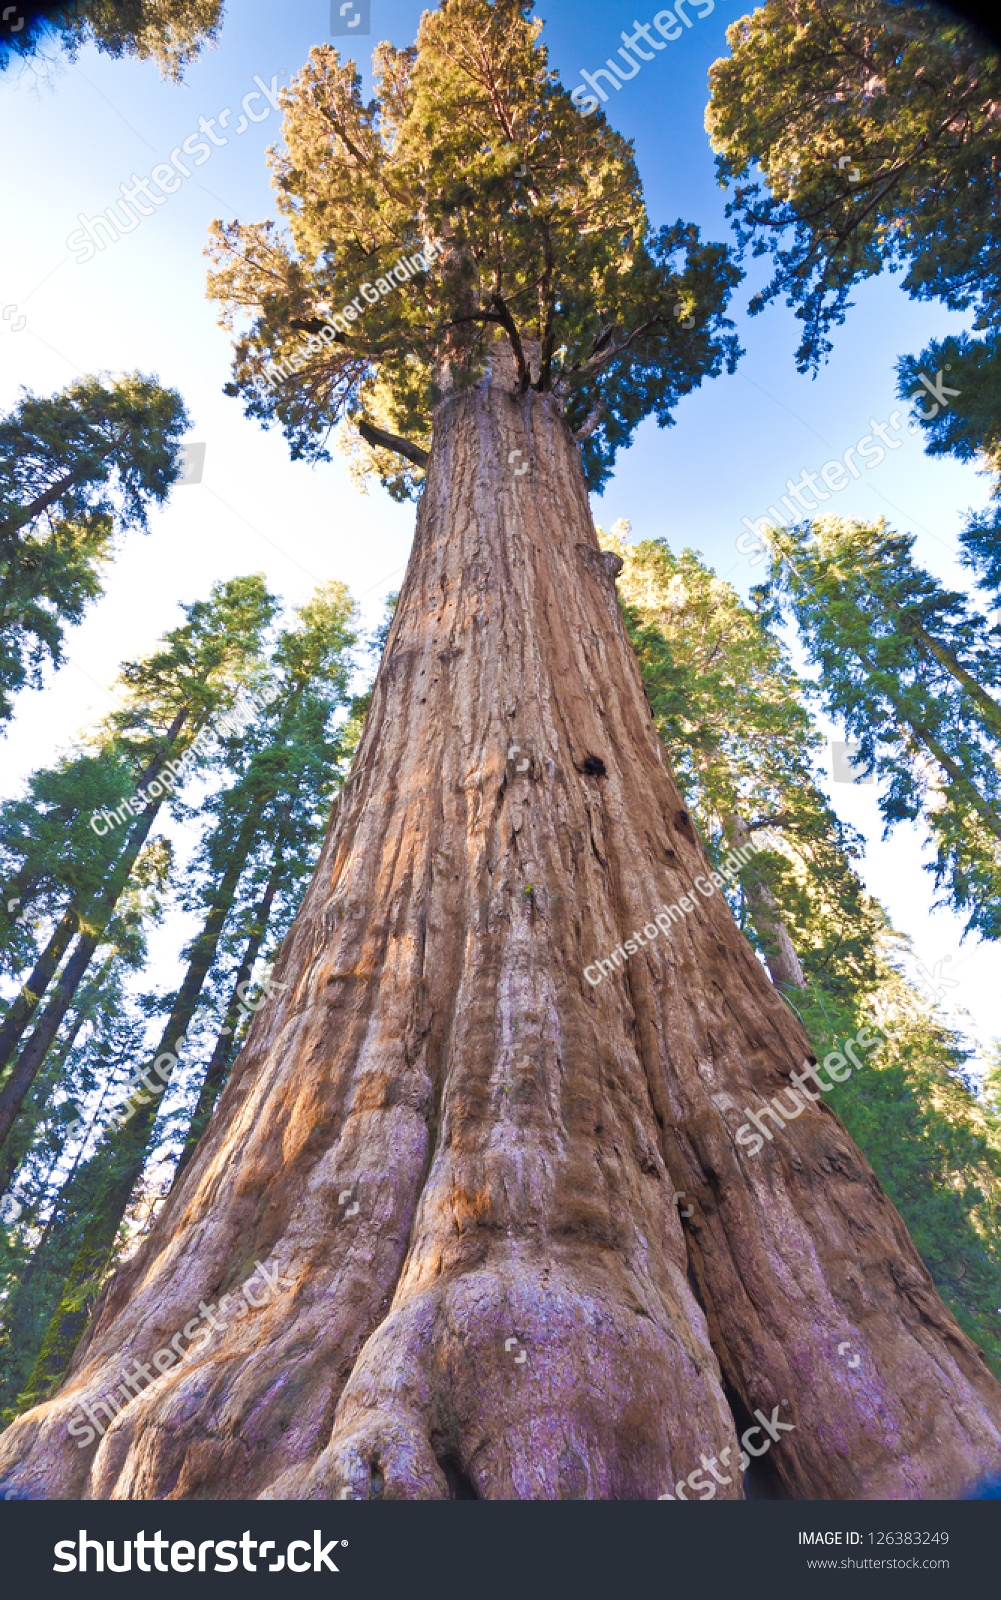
[{"x1": 2, "y1": 357, "x2": 999, "y2": 1501}]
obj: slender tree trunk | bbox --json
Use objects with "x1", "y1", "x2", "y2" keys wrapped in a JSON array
[
  {"x1": 2, "y1": 363, "x2": 1000, "y2": 1501},
  {"x1": 728, "y1": 817, "x2": 806, "y2": 991},
  {"x1": 0, "y1": 1032, "x2": 122, "y2": 1412},
  {"x1": 0, "y1": 834, "x2": 154, "y2": 1156},
  {"x1": 0, "y1": 965, "x2": 104, "y2": 1196},
  {"x1": 0, "y1": 431, "x2": 125, "y2": 541},
  {"x1": 851, "y1": 643, "x2": 1001, "y2": 839},
  {"x1": 24, "y1": 794, "x2": 270, "y2": 1387},
  {"x1": 0, "y1": 712, "x2": 190, "y2": 1158},
  {"x1": 0, "y1": 1201, "x2": 89, "y2": 1413},
  {"x1": 901, "y1": 717, "x2": 1001, "y2": 838},
  {"x1": 0, "y1": 911, "x2": 77, "y2": 1083},
  {"x1": 0, "y1": 710, "x2": 188, "y2": 1083},
  {"x1": 894, "y1": 606, "x2": 1001, "y2": 741},
  {"x1": 174, "y1": 836, "x2": 287, "y2": 1179}
]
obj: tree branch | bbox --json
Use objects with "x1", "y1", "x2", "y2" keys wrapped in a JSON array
[
  {"x1": 580, "y1": 316, "x2": 668, "y2": 378},
  {"x1": 315, "y1": 103, "x2": 415, "y2": 211},
  {"x1": 572, "y1": 402, "x2": 604, "y2": 442},
  {"x1": 1, "y1": 430, "x2": 128, "y2": 539},
  {"x1": 357, "y1": 420, "x2": 429, "y2": 469},
  {"x1": 290, "y1": 317, "x2": 345, "y2": 345},
  {"x1": 747, "y1": 812, "x2": 794, "y2": 832},
  {"x1": 489, "y1": 293, "x2": 529, "y2": 389},
  {"x1": 559, "y1": 315, "x2": 668, "y2": 397},
  {"x1": 446, "y1": 311, "x2": 504, "y2": 328}
]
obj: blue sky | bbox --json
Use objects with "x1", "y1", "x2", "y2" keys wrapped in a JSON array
[{"x1": 0, "y1": 0, "x2": 995, "y2": 1060}]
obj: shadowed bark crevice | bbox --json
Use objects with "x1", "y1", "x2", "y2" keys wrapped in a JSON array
[
  {"x1": 720, "y1": 1379, "x2": 791, "y2": 1501},
  {"x1": 439, "y1": 1452, "x2": 479, "y2": 1499}
]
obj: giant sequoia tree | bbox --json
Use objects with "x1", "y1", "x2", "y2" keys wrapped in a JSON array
[{"x1": 1, "y1": 0, "x2": 1000, "y2": 1501}]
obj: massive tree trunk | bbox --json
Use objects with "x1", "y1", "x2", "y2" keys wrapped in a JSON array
[{"x1": 2, "y1": 359, "x2": 1000, "y2": 1502}]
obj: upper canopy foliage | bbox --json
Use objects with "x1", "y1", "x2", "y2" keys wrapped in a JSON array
[
  {"x1": 706, "y1": 0, "x2": 1001, "y2": 372},
  {"x1": 207, "y1": 0, "x2": 742, "y2": 498},
  {"x1": 0, "y1": 373, "x2": 189, "y2": 725},
  {"x1": 0, "y1": 0, "x2": 224, "y2": 81}
]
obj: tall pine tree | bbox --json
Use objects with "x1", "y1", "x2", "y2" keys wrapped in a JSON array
[
  {"x1": 0, "y1": 576, "x2": 276, "y2": 1159},
  {"x1": 0, "y1": 374, "x2": 189, "y2": 724},
  {"x1": 761, "y1": 516, "x2": 1001, "y2": 940}
]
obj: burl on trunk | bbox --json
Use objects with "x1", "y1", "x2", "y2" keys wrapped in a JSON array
[{"x1": 2, "y1": 365, "x2": 1000, "y2": 1500}]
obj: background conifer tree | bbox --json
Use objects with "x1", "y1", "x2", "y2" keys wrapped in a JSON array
[
  {"x1": 762, "y1": 517, "x2": 1001, "y2": 939},
  {"x1": 25, "y1": 582, "x2": 357, "y2": 1389},
  {"x1": 0, "y1": 0, "x2": 225, "y2": 80},
  {"x1": 0, "y1": 375, "x2": 189, "y2": 724},
  {"x1": 705, "y1": 0, "x2": 1001, "y2": 591},
  {"x1": 0, "y1": 575, "x2": 276, "y2": 1158}
]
